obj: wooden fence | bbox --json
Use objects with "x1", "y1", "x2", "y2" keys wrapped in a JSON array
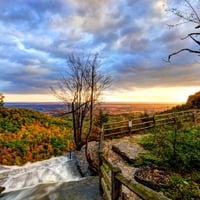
[
  {"x1": 98, "y1": 109, "x2": 200, "y2": 200},
  {"x1": 99, "y1": 153, "x2": 170, "y2": 200},
  {"x1": 102, "y1": 109, "x2": 200, "y2": 138}
]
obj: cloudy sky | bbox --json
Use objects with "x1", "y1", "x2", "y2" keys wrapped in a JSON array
[{"x1": 0, "y1": 0, "x2": 200, "y2": 103}]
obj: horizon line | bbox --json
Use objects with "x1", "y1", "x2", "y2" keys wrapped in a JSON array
[{"x1": 4, "y1": 101, "x2": 183, "y2": 104}]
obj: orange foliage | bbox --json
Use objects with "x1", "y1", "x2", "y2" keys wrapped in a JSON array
[{"x1": 0, "y1": 108, "x2": 75, "y2": 165}]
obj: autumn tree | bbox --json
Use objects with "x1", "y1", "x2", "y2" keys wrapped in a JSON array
[
  {"x1": 51, "y1": 53, "x2": 111, "y2": 151},
  {"x1": 167, "y1": 0, "x2": 200, "y2": 61},
  {"x1": 0, "y1": 93, "x2": 4, "y2": 108}
]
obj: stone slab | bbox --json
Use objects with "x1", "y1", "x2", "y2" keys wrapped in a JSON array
[{"x1": 112, "y1": 141, "x2": 143, "y2": 164}]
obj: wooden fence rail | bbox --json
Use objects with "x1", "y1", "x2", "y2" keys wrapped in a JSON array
[
  {"x1": 98, "y1": 109, "x2": 200, "y2": 200},
  {"x1": 102, "y1": 109, "x2": 200, "y2": 138},
  {"x1": 99, "y1": 153, "x2": 170, "y2": 200}
]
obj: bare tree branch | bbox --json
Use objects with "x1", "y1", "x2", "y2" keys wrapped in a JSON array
[
  {"x1": 167, "y1": 0, "x2": 200, "y2": 61},
  {"x1": 168, "y1": 48, "x2": 200, "y2": 62},
  {"x1": 184, "y1": 0, "x2": 200, "y2": 23},
  {"x1": 181, "y1": 32, "x2": 200, "y2": 45}
]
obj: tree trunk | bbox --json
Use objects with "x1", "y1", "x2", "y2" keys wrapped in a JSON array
[{"x1": 85, "y1": 63, "x2": 98, "y2": 174}]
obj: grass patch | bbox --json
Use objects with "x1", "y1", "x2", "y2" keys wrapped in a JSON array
[{"x1": 134, "y1": 125, "x2": 200, "y2": 199}]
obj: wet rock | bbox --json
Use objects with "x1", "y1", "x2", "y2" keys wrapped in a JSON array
[
  {"x1": 0, "y1": 171, "x2": 9, "y2": 185},
  {"x1": 0, "y1": 154, "x2": 103, "y2": 200},
  {"x1": 0, "y1": 156, "x2": 81, "y2": 193},
  {"x1": 65, "y1": 152, "x2": 87, "y2": 177},
  {"x1": 0, "y1": 186, "x2": 5, "y2": 193},
  {"x1": 75, "y1": 141, "x2": 101, "y2": 176},
  {"x1": 0, "y1": 176, "x2": 103, "y2": 200},
  {"x1": 74, "y1": 147, "x2": 92, "y2": 177}
]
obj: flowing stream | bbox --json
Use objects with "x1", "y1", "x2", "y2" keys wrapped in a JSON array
[
  {"x1": 0, "y1": 155, "x2": 81, "y2": 193},
  {"x1": 0, "y1": 154, "x2": 102, "y2": 200}
]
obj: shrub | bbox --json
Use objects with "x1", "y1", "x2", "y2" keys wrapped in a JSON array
[
  {"x1": 137, "y1": 126, "x2": 200, "y2": 172},
  {"x1": 165, "y1": 175, "x2": 200, "y2": 200}
]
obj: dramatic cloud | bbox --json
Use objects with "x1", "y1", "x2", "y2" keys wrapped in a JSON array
[{"x1": 0, "y1": 0, "x2": 199, "y2": 102}]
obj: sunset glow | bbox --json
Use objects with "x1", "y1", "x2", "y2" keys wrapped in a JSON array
[
  {"x1": 103, "y1": 86, "x2": 200, "y2": 103},
  {"x1": 0, "y1": 0, "x2": 200, "y2": 103},
  {"x1": 5, "y1": 86, "x2": 200, "y2": 103},
  {"x1": 5, "y1": 94, "x2": 59, "y2": 103}
]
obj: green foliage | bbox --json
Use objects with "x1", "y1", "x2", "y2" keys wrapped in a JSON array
[
  {"x1": 5, "y1": 140, "x2": 29, "y2": 156},
  {"x1": 0, "y1": 108, "x2": 72, "y2": 133},
  {"x1": 136, "y1": 126, "x2": 200, "y2": 171},
  {"x1": 94, "y1": 108, "x2": 109, "y2": 127},
  {"x1": 133, "y1": 152, "x2": 162, "y2": 167},
  {"x1": 0, "y1": 119, "x2": 21, "y2": 133},
  {"x1": 0, "y1": 108, "x2": 74, "y2": 165},
  {"x1": 165, "y1": 174, "x2": 200, "y2": 200},
  {"x1": 135, "y1": 125, "x2": 200, "y2": 199},
  {"x1": 167, "y1": 104, "x2": 190, "y2": 113},
  {"x1": 50, "y1": 136, "x2": 68, "y2": 155},
  {"x1": 135, "y1": 134, "x2": 157, "y2": 150}
]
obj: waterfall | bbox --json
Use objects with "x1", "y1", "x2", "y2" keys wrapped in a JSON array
[{"x1": 0, "y1": 155, "x2": 81, "y2": 193}]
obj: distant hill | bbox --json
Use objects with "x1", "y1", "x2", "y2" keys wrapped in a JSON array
[
  {"x1": 186, "y1": 91, "x2": 200, "y2": 109},
  {"x1": 5, "y1": 102, "x2": 67, "y2": 115},
  {"x1": 0, "y1": 108, "x2": 74, "y2": 165}
]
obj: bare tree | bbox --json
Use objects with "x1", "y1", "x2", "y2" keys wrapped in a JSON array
[
  {"x1": 51, "y1": 53, "x2": 111, "y2": 151},
  {"x1": 167, "y1": 0, "x2": 200, "y2": 62}
]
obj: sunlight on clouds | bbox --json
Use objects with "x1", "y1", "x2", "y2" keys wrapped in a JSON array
[
  {"x1": 68, "y1": 0, "x2": 118, "y2": 33},
  {"x1": 153, "y1": 0, "x2": 167, "y2": 15},
  {"x1": 0, "y1": 0, "x2": 199, "y2": 102},
  {"x1": 103, "y1": 87, "x2": 200, "y2": 103},
  {"x1": 147, "y1": 0, "x2": 168, "y2": 24}
]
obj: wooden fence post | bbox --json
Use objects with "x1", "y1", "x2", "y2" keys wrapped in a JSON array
[
  {"x1": 99, "y1": 152, "x2": 103, "y2": 193},
  {"x1": 173, "y1": 112, "x2": 178, "y2": 162},
  {"x1": 99, "y1": 125, "x2": 104, "y2": 193},
  {"x1": 111, "y1": 167, "x2": 122, "y2": 200},
  {"x1": 128, "y1": 120, "x2": 132, "y2": 133},
  {"x1": 99, "y1": 125, "x2": 104, "y2": 152},
  {"x1": 173, "y1": 112, "x2": 176, "y2": 123},
  {"x1": 192, "y1": 110, "x2": 196, "y2": 125},
  {"x1": 152, "y1": 115, "x2": 156, "y2": 133}
]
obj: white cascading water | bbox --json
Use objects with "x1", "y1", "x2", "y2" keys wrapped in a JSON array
[{"x1": 0, "y1": 155, "x2": 81, "y2": 193}]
